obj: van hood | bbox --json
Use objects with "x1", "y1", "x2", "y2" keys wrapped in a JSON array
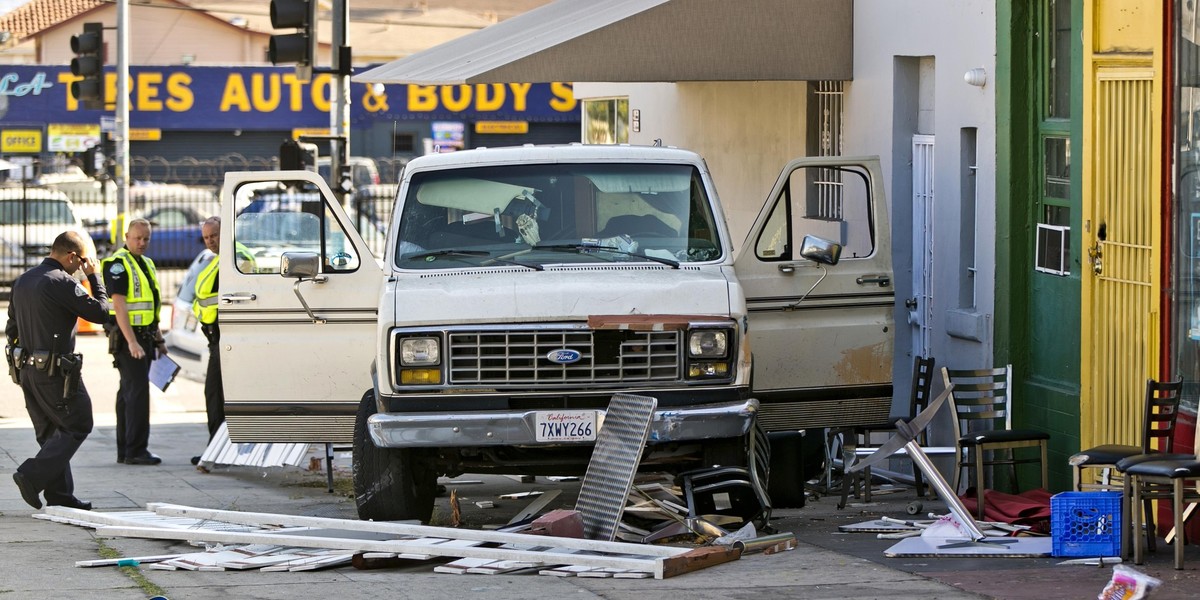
[{"x1": 386, "y1": 265, "x2": 734, "y2": 326}]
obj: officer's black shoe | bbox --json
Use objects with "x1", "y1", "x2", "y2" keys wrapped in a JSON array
[
  {"x1": 124, "y1": 453, "x2": 162, "y2": 465},
  {"x1": 12, "y1": 472, "x2": 43, "y2": 509},
  {"x1": 47, "y1": 497, "x2": 92, "y2": 511},
  {"x1": 190, "y1": 456, "x2": 201, "y2": 466},
  {"x1": 116, "y1": 456, "x2": 124, "y2": 464}
]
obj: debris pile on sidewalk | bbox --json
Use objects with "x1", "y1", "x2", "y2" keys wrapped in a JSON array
[{"x1": 35, "y1": 499, "x2": 787, "y2": 578}]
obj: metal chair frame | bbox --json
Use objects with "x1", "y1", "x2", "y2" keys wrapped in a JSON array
[{"x1": 942, "y1": 365, "x2": 1049, "y2": 519}]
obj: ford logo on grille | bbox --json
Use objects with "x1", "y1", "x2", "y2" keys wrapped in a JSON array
[{"x1": 546, "y1": 349, "x2": 582, "y2": 364}]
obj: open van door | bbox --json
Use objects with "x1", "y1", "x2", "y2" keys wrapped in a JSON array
[
  {"x1": 218, "y1": 171, "x2": 383, "y2": 443},
  {"x1": 735, "y1": 156, "x2": 895, "y2": 434}
]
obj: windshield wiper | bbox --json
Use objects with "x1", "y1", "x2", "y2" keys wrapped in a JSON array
[
  {"x1": 532, "y1": 243, "x2": 680, "y2": 269},
  {"x1": 405, "y1": 249, "x2": 489, "y2": 261},
  {"x1": 408, "y1": 249, "x2": 542, "y2": 271}
]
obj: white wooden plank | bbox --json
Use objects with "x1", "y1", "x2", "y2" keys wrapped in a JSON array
[
  {"x1": 97, "y1": 525, "x2": 667, "y2": 578},
  {"x1": 75, "y1": 554, "x2": 185, "y2": 567},
  {"x1": 149, "y1": 504, "x2": 686, "y2": 559}
]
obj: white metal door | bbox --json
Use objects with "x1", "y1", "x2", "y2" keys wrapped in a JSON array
[{"x1": 911, "y1": 135, "x2": 935, "y2": 359}]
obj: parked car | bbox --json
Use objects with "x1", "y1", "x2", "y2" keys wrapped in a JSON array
[
  {"x1": 316, "y1": 156, "x2": 381, "y2": 190},
  {"x1": 0, "y1": 187, "x2": 95, "y2": 286},
  {"x1": 162, "y1": 248, "x2": 213, "y2": 382},
  {"x1": 90, "y1": 203, "x2": 213, "y2": 268}
]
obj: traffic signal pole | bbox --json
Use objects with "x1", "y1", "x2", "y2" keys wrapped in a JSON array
[
  {"x1": 115, "y1": 0, "x2": 130, "y2": 227},
  {"x1": 331, "y1": 0, "x2": 351, "y2": 207}
]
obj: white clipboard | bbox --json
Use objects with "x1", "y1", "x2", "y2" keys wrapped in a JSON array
[{"x1": 150, "y1": 354, "x2": 180, "y2": 392}]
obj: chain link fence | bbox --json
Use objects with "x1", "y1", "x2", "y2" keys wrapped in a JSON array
[{"x1": 1, "y1": 155, "x2": 401, "y2": 302}]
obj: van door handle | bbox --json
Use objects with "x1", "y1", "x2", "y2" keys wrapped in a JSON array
[
  {"x1": 856, "y1": 275, "x2": 891, "y2": 287},
  {"x1": 220, "y1": 293, "x2": 257, "y2": 304}
]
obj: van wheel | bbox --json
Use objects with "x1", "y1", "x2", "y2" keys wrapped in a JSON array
[{"x1": 352, "y1": 390, "x2": 437, "y2": 522}]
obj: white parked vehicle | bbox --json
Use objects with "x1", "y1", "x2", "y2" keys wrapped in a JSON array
[
  {"x1": 217, "y1": 145, "x2": 895, "y2": 522},
  {"x1": 162, "y1": 249, "x2": 214, "y2": 382},
  {"x1": 0, "y1": 187, "x2": 96, "y2": 287}
]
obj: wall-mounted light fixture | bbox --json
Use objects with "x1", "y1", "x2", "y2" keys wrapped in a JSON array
[{"x1": 964, "y1": 68, "x2": 987, "y2": 87}]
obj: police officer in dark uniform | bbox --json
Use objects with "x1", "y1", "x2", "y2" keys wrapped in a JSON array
[
  {"x1": 6, "y1": 231, "x2": 110, "y2": 510},
  {"x1": 103, "y1": 218, "x2": 166, "y2": 465}
]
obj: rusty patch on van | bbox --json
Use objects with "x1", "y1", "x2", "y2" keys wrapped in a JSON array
[{"x1": 833, "y1": 341, "x2": 892, "y2": 384}]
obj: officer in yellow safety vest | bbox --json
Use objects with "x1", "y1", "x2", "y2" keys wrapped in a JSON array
[
  {"x1": 102, "y1": 218, "x2": 165, "y2": 466},
  {"x1": 191, "y1": 217, "x2": 255, "y2": 465}
]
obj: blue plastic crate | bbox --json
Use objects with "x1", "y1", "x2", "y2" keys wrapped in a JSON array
[{"x1": 1051, "y1": 491, "x2": 1122, "y2": 557}]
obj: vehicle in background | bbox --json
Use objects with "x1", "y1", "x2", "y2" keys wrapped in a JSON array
[
  {"x1": 316, "y1": 156, "x2": 381, "y2": 191},
  {"x1": 0, "y1": 187, "x2": 95, "y2": 286},
  {"x1": 89, "y1": 185, "x2": 218, "y2": 267},
  {"x1": 163, "y1": 248, "x2": 213, "y2": 381}
]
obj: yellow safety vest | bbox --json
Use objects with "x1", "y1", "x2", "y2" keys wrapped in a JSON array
[
  {"x1": 235, "y1": 242, "x2": 258, "y2": 274},
  {"x1": 102, "y1": 248, "x2": 160, "y2": 326},
  {"x1": 193, "y1": 256, "x2": 219, "y2": 325}
]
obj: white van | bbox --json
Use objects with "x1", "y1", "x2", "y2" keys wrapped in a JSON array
[{"x1": 217, "y1": 144, "x2": 895, "y2": 522}]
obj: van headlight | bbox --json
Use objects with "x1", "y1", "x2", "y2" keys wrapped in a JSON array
[
  {"x1": 688, "y1": 329, "x2": 728, "y2": 357},
  {"x1": 685, "y1": 327, "x2": 732, "y2": 380},
  {"x1": 400, "y1": 337, "x2": 440, "y2": 365},
  {"x1": 396, "y1": 336, "x2": 442, "y2": 385}
]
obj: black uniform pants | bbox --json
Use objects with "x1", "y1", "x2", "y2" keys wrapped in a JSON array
[
  {"x1": 115, "y1": 334, "x2": 153, "y2": 459},
  {"x1": 203, "y1": 324, "x2": 224, "y2": 441},
  {"x1": 16, "y1": 367, "x2": 93, "y2": 503}
]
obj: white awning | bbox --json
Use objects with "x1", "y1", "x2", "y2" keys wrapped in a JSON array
[{"x1": 355, "y1": 0, "x2": 852, "y2": 85}]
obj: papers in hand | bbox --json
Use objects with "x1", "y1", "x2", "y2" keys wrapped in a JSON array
[{"x1": 150, "y1": 354, "x2": 180, "y2": 391}]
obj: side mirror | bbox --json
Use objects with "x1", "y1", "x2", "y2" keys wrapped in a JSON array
[
  {"x1": 799, "y1": 235, "x2": 842, "y2": 266},
  {"x1": 281, "y1": 251, "x2": 321, "y2": 279}
]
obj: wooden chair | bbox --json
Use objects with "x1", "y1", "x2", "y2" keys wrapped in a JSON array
[
  {"x1": 1118, "y1": 420, "x2": 1200, "y2": 569},
  {"x1": 842, "y1": 356, "x2": 945, "y2": 506},
  {"x1": 942, "y1": 365, "x2": 1049, "y2": 519},
  {"x1": 1070, "y1": 378, "x2": 1183, "y2": 558}
]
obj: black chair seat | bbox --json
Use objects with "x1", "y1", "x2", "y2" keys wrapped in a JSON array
[
  {"x1": 1119, "y1": 459, "x2": 1200, "y2": 479},
  {"x1": 1072, "y1": 444, "x2": 1142, "y2": 465},
  {"x1": 960, "y1": 428, "x2": 1050, "y2": 446},
  {"x1": 1115, "y1": 452, "x2": 1196, "y2": 471}
]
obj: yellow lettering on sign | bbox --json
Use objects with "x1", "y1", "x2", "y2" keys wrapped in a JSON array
[
  {"x1": 251, "y1": 73, "x2": 281, "y2": 112},
  {"x1": 165, "y1": 72, "x2": 194, "y2": 111},
  {"x1": 441, "y1": 85, "x2": 471, "y2": 112},
  {"x1": 220, "y1": 74, "x2": 251, "y2": 112},
  {"x1": 128, "y1": 128, "x2": 162, "y2": 141},
  {"x1": 136, "y1": 72, "x2": 164, "y2": 111},
  {"x1": 409, "y1": 85, "x2": 438, "y2": 112},
  {"x1": 282, "y1": 74, "x2": 306, "y2": 111},
  {"x1": 508, "y1": 83, "x2": 531, "y2": 111},
  {"x1": 549, "y1": 82, "x2": 576, "y2": 112},
  {"x1": 311, "y1": 74, "x2": 332, "y2": 112},
  {"x1": 476, "y1": 84, "x2": 505, "y2": 111}
]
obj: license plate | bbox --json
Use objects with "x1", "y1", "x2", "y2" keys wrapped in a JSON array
[{"x1": 534, "y1": 410, "x2": 599, "y2": 442}]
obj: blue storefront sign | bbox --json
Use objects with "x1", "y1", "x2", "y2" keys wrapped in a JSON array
[{"x1": 0, "y1": 65, "x2": 577, "y2": 130}]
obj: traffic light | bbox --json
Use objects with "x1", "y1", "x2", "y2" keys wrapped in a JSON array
[
  {"x1": 70, "y1": 22, "x2": 105, "y2": 110},
  {"x1": 268, "y1": 0, "x2": 316, "y2": 78}
]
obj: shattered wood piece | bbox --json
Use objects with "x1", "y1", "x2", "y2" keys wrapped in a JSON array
[
  {"x1": 618, "y1": 521, "x2": 651, "y2": 536},
  {"x1": 466, "y1": 560, "x2": 542, "y2": 574},
  {"x1": 499, "y1": 491, "x2": 544, "y2": 500},
  {"x1": 528, "y1": 510, "x2": 584, "y2": 539},
  {"x1": 75, "y1": 554, "x2": 186, "y2": 568},
  {"x1": 661, "y1": 546, "x2": 743, "y2": 579},
  {"x1": 450, "y1": 489, "x2": 462, "y2": 528},
  {"x1": 443, "y1": 479, "x2": 483, "y2": 485},
  {"x1": 289, "y1": 554, "x2": 354, "y2": 571},
  {"x1": 508, "y1": 489, "x2": 563, "y2": 525},
  {"x1": 539, "y1": 564, "x2": 594, "y2": 577},
  {"x1": 435, "y1": 557, "x2": 494, "y2": 574},
  {"x1": 475, "y1": 501, "x2": 495, "y2": 509},
  {"x1": 545, "y1": 476, "x2": 579, "y2": 482},
  {"x1": 613, "y1": 570, "x2": 652, "y2": 579},
  {"x1": 505, "y1": 475, "x2": 537, "y2": 483},
  {"x1": 147, "y1": 504, "x2": 689, "y2": 558}
]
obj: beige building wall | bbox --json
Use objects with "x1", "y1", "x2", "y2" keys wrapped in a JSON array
[{"x1": 574, "y1": 81, "x2": 807, "y2": 249}]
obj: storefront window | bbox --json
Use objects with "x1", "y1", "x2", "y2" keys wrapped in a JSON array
[
  {"x1": 583, "y1": 98, "x2": 628, "y2": 144},
  {"x1": 1171, "y1": 0, "x2": 1200, "y2": 415}
]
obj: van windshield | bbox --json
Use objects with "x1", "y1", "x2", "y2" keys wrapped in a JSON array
[{"x1": 394, "y1": 163, "x2": 721, "y2": 269}]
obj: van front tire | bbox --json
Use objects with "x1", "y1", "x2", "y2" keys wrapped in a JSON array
[{"x1": 352, "y1": 390, "x2": 437, "y2": 522}]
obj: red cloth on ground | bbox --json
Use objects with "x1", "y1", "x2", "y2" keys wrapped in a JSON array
[{"x1": 958, "y1": 488, "x2": 1052, "y2": 534}]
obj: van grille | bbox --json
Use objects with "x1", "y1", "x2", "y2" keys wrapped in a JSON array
[{"x1": 447, "y1": 329, "x2": 681, "y2": 385}]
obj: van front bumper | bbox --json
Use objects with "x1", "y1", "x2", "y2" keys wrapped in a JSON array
[{"x1": 367, "y1": 398, "x2": 758, "y2": 448}]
